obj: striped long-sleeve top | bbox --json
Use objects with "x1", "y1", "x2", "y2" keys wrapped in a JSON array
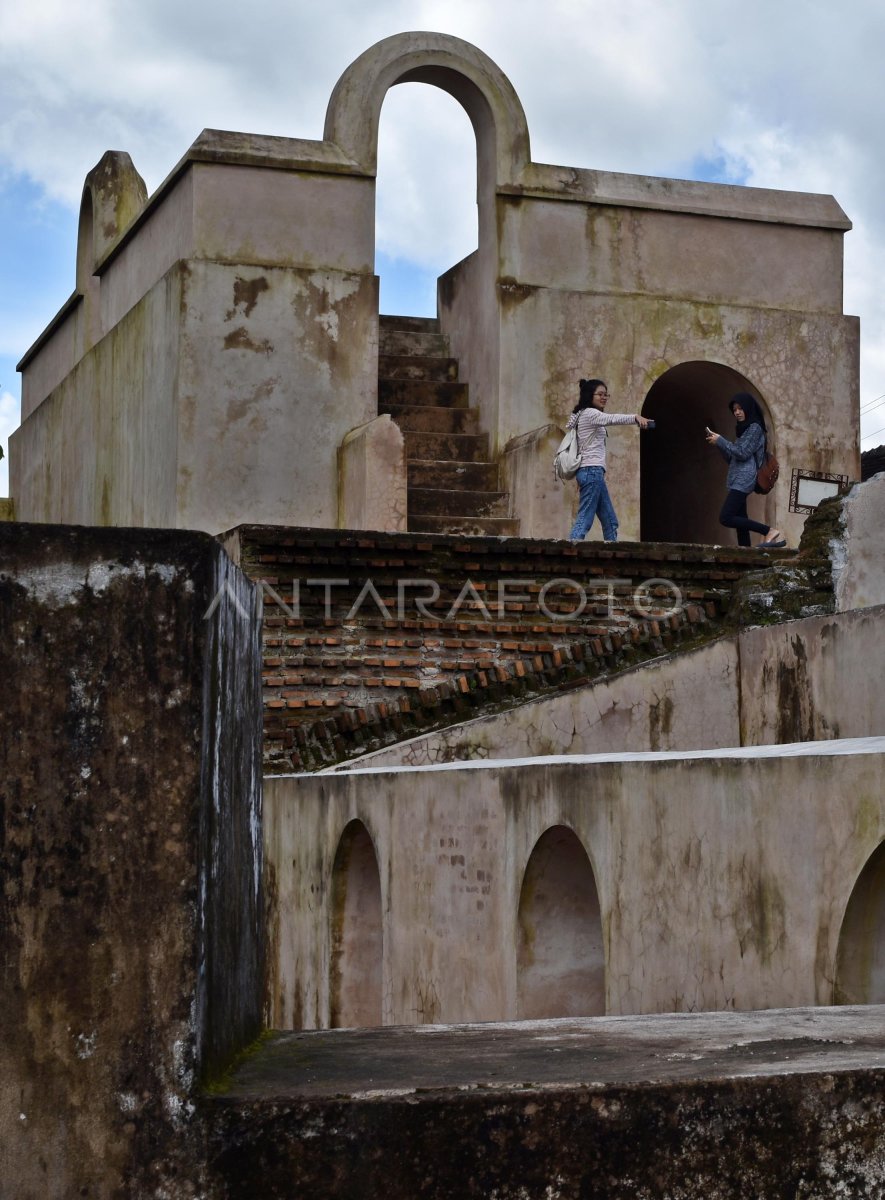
[{"x1": 566, "y1": 407, "x2": 639, "y2": 470}]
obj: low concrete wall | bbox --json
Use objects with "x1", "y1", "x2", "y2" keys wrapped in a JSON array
[
  {"x1": 0, "y1": 523, "x2": 264, "y2": 1198},
  {"x1": 342, "y1": 604, "x2": 885, "y2": 768},
  {"x1": 265, "y1": 738, "x2": 885, "y2": 1030}
]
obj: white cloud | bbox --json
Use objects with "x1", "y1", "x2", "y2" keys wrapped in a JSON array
[{"x1": 376, "y1": 84, "x2": 477, "y2": 270}]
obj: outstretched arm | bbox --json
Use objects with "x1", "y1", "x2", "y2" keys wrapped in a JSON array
[{"x1": 585, "y1": 410, "x2": 649, "y2": 429}]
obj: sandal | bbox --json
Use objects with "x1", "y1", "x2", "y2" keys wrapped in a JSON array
[{"x1": 760, "y1": 537, "x2": 787, "y2": 549}]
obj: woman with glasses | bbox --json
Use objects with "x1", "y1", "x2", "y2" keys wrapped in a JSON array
[{"x1": 566, "y1": 378, "x2": 649, "y2": 542}]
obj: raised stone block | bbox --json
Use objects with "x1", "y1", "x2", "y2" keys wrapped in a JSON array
[{"x1": 338, "y1": 413, "x2": 407, "y2": 532}]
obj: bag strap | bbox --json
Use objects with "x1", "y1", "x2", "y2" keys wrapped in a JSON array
[
  {"x1": 574, "y1": 410, "x2": 590, "y2": 457},
  {"x1": 757, "y1": 427, "x2": 768, "y2": 468}
]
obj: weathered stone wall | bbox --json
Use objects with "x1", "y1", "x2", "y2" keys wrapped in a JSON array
[
  {"x1": 346, "y1": 603, "x2": 885, "y2": 768},
  {"x1": 12, "y1": 267, "x2": 183, "y2": 527},
  {"x1": 832, "y1": 473, "x2": 885, "y2": 612},
  {"x1": 0, "y1": 523, "x2": 263, "y2": 1198},
  {"x1": 490, "y1": 286, "x2": 859, "y2": 547},
  {"x1": 223, "y1": 525, "x2": 821, "y2": 772},
  {"x1": 12, "y1": 253, "x2": 379, "y2": 533},
  {"x1": 264, "y1": 739, "x2": 885, "y2": 1030}
]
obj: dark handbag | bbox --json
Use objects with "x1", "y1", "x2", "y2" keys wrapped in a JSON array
[{"x1": 755, "y1": 450, "x2": 780, "y2": 494}]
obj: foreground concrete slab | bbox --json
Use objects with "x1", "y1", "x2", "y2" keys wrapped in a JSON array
[{"x1": 206, "y1": 1005, "x2": 885, "y2": 1198}]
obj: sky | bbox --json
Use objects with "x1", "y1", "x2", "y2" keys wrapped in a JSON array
[{"x1": 2, "y1": 0, "x2": 885, "y2": 496}]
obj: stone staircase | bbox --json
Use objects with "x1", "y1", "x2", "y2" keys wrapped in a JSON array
[{"x1": 378, "y1": 315, "x2": 518, "y2": 536}]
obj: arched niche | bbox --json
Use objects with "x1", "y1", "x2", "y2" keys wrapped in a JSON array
[
  {"x1": 329, "y1": 819, "x2": 383, "y2": 1028},
  {"x1": 834, "y1": 840, "x2": 885, "y2": 1005},
  {"x1": 640, "y1": 361, "x2": 775, "y2": 544},
  {"x1": 324, "y1": 31, "x2": 531, "y2": 211},
  {"x1": 517, "y1": 825, "x2": 605, "y2": 1019}
]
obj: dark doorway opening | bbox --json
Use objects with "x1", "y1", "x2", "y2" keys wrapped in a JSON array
[{"x1": 640, "y1": 362, "x2": 774, "y2": 544}]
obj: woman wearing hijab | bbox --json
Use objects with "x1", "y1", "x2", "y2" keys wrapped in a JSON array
[
  {"x1": 706, "y1": 392, "x2": 785, "y2": 548},
  {"x1": 566, "y1": 378, "x2": 649, "y2": 542}
]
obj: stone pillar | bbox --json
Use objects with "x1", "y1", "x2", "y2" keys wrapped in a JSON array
[
  {"x1": 0, "y1": 523, "x2": 263, "y2": 1198},
  {"x1": 501, "y1": 424, "x2": 576, "y2": 540},
  {"x1": 338, "y1": 414, "x2": 407, "y2": 532}
]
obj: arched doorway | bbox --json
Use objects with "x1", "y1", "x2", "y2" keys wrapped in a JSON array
[
  {"x1": 834, "y1": 840, "x2": 885, "y2": 1005},
  {"x1": 640, "y1": 361, "x2": 775, "y2": 544},
  {"x1": 329, "y1": 819, "x2": 383, "y2": 1028},
  {"x1": 517, "y1": 825, "x2": 605, "y2": 1019}
]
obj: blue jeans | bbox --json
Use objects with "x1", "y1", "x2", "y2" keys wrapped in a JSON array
[{"x1": 570, "y1": 466, "x2": 618, "y2": 542}]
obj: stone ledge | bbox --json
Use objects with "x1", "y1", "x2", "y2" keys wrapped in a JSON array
[{"x1": 205, "y1": 1006, "x2": 885, "y2": 1199}]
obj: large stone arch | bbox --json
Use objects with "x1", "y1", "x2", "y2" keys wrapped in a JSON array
[
  {"x1": 640, "y1": 361, "x2": 776, "y2": 544},
  {"x1": 516, "y1": 824, "x2": 605, "y2": 1019},
  {"x1": 834, "y1": 840, "x2": 885, "y2": 1005},
  {"x1": 329, "y1": 818, "x2": 383, "y2": 1028},
  {"x1": 323, "y1": 32, "x2": 532, "y2": 196}
]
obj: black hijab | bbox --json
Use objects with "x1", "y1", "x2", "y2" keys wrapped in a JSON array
[{"x1": 729, "y1": 392, "x2": 766, "y2": 440}]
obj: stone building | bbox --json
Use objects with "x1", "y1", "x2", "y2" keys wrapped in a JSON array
[{"x1": 10, "y1": 31, "x2": 859, "y2": 546}]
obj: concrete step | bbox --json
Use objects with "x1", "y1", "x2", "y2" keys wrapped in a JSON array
[
  {"x1": 380, "y1": 329, "x2": 451, "y2": 358},
  {"x1": 379, "y1": 355, "x2": 459, "y2": 383},
  {"x1": 408, "y1": 514, "x2": 520, "y2": 536},
  {"x1": 407, "y1": 460, "x2": 500, "y2": 490},
  {"x1": 379, "y1": 379, "x2": 468, "y2": 407},
  {"x1": 384, "y1": 405, "x2": 480, "y2": 435},
  {"x1": 409, "y1": 487, "x2": 510, "y2": 518},
  {"x1": 379, "y1": 314, "x2": 440, "y2": 334},
  {"x1": 404, "y1": 431, "x2": 490, "y2": 462}
]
